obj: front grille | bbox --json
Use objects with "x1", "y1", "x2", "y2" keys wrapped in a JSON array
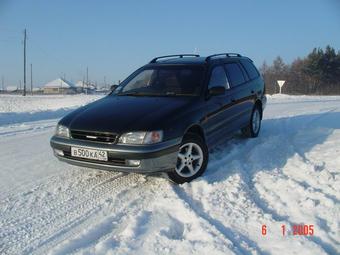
[
  {"x1": 63, "y1": 151, "x2": 126, "y2": 166},
  {"x1": 71, "y1": 130, "x2": 117, "y2": 143}
]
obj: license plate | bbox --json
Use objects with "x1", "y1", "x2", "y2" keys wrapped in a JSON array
[{"x1": 71, "y1": 147, "x2": 108, "y2": 161}]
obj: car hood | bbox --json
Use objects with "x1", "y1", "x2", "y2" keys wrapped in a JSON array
[{"x1": 61, "y1": 95, "x2": 195, "y2": 133}]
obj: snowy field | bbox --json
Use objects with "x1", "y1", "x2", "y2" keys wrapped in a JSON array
[
  {"x1": 0, "y1": 94, "x2": 339, "y2": 255},
  {"x1": 0, "y1": 94, "x2": 102, "y2": 126}
]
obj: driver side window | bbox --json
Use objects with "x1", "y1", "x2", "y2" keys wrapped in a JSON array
[{"x1": 208, "y1": 66, "x2": 230, "y2": 89}]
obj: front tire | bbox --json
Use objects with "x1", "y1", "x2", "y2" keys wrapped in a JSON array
[
  {"x1": 168, "y1": 133, "x2": 208, "y2": 184},
  {"x1": 242, "y1": 106, "x2": 262, "y2": 138}
]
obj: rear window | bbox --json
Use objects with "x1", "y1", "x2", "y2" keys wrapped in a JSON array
[
  {"x1": 240, "y1": 59, "x2": 259, "y2": 80},
  {"x1": 224, "y1": 63, "x2": 246, "y2": 87}
]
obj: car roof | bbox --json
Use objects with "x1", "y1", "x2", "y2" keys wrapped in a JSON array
[
  {"x1": 147, "y1": 55, "x2": 252, "y2": 66},
  {"x1": 155, "y1": 57, "x2": 207, "y2": 64}
]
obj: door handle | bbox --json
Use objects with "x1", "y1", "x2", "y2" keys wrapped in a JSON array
[
  {"x1": 251, "y1": 90, "x2": 255, "y2": 94},
  {"x1": 231, "y1": 98, "x2": 236, "y2": 103}
]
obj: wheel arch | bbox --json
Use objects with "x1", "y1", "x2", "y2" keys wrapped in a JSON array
[
  {"x1": 184, "y1": 124, "x2": 206, "y2": 142},
  {"x1": 254, "y1": 99, "x2": 263, "y2": 119}
]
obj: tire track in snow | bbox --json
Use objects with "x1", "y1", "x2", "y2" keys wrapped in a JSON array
[
  {"x1": 46, "y1": 178, "x2": 240, "y2": 255},
  {"x1": 238, "y1": 108, "x2": 340, "y2": 254},
  {"x1": 0, "y1": 119, "x2": 57, "y2": 137},
  {"x1": 169, "y1": 107, "x2": 340, "y2": 255},
  {"x1": 38, "y1": 177, "x2": 162, "y2": 255},
  {"x1": 171, "y1": 185, "x2": 266, "y2": 255},
  {"x1": 0, "y1": 170, "x2": 146, "y2": 255}
]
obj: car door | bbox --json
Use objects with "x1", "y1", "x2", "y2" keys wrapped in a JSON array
[
  {"x1": 224, "y1": 62, "x2": 254, "y2": 129},
  {"x1": 202, "y1": 65, "x2": 236, "y2": 147}
]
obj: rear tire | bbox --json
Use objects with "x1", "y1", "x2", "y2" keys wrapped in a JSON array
[
  {"x1": 241, "y1": 106, "x2": 261, "y2": 138},
  {"x1": 168, "y1": 133, "x2": 208, "y2": 184}
]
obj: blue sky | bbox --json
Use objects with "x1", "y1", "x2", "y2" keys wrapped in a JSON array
[{"x1": 0, "y1": 0, "x2": 339, "y2": 87}]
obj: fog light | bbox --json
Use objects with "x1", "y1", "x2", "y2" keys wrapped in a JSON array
[
  {"x1": 54, "y1": 149, "x2": 64, "y2": 156},
  {"x1": 126, "y1": 159, "x2": 140, "y2": 166}
]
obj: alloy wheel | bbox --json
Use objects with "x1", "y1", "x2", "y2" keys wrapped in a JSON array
[
  {"x1": 175, "y1": 142, "x2": 203, "y2": 178},
  {"x1": 252, "y1": 108, "x2": 260, "y2": 134}
]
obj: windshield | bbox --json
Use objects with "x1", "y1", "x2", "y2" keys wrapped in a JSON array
[{"x1": 114, "y1": 66, "x2": 204, "y2": 96}]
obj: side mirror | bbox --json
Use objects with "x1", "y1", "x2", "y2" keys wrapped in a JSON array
[
  {"x1": 110, "y1": 84, "x2": 118, "y2": 91},
  {"x1": 208, "y1": 86, "x2": 225, "y2": 96}
]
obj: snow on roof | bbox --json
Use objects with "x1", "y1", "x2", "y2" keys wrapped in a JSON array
[
  {"x1": 6, "y1": 86, "x2": 18, "y2": 92},
  {"x1": 75, "y1": 81, "x2": 84, "y2": 87},
  {"x1": 44, "y1": 78, "x2": 75, "y2": 88},
  {"x1": 75, "y1": 81, "x2": 96, "y2": 89}
]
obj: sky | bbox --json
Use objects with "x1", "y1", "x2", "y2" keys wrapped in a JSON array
[{"x1": 0, "y1": 0, "x2": 339, "y2": 88}]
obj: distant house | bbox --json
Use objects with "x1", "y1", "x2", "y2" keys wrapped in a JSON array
[
  {"x1": 96, "y1": 86, "x2": 110, "y2": 94},
  {"x1": 75, "y1": 80, "x2": 96, "y2": 94},
  {"x1": 32, "y1": 87, "x2": 43, "y2": 93},
  {"x1": 6, "y1": 86, "x2": 19, "y2": 93},
  {"x1": 43, "y1": 78, "x2": 76, "y2": 94}
]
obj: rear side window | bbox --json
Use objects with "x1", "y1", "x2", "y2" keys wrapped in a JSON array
[
  {"x1": 208, "y1": 66, "x2": 230, "y2": 89},
  {"x1": 224, "y1": 63, "x2": 246, "y2": 87},
  {"x1": 240, "y1": 59, "x2": 260, "y2": 80}
]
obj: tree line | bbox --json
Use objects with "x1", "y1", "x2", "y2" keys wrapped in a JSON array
[{"x1": 259, "y1": 46, "x2": 340, "y2": 95}]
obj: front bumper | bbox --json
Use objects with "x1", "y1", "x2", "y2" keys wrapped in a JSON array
[{"x1": 50, "y1": 136, "x2": 181, "y2": 173}]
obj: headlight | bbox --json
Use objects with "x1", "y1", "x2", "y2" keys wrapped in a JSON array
[
  {"x1": 55, "y1": 124, "x2": 70, "y2": 138},
  {"x1": 118, "y1": 131, "x2": 163, "y2": 145}
]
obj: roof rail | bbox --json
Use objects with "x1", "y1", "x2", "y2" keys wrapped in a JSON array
[
  {"x1": 149, "y1": 54, "x2": 200, "y2": 63},
  {"x1": 205, "y1": 53, "x2": 242, "y2": 61},
  {"x1": 245, "y1": 57, "x2": 254, "y2": 62}
]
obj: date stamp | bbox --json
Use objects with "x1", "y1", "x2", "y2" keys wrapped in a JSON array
[{"x1": 261, "y1": 224, "x2": 314, "y2": 236}]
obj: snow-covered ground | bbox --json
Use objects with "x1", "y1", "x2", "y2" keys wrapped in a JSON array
[
  {"x1": 0, "y1": 94, "x2": 339, "y2": 255},
  {"x1": 0, "y1": 94, "x2": 102, "y2": 126}
]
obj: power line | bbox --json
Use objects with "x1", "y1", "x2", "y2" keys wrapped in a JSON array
[{"x1": 29, "y1": 34, "x2": 73, "y2": 83}]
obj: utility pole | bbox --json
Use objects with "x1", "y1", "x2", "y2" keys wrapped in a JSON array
[
  {"x1": 82, "y1": 76, "x2": 85, "y2": 93},
  {"x1": 86, "y1": 67, "x2": 89, "y2": 95},
  {"x1": 1, "y1": 76, "x2": 4, "y2": 92},
  {"x1": 30, "y1": 63, "x2": 33, "y2": 95},
  {"x1": 23, "y1": 29, "x2": 27, "y2": 96}
]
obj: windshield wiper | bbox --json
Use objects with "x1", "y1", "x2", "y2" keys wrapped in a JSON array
[
  {"x1": 117, "y1": 91, "x2": 195, "y2": 97},
  {"x1": 117, "y1": 92, "x2": 163, "y2": 97},
  {"x1": 117, "y1": 92, "x2": 143, "y2": 96},
  {"x1": 164, "y1": 92, "x2": 195, "y2": 96}
]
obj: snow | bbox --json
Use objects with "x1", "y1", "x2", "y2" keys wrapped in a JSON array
[
  {"x1": 44, "y1": 78, "x2": 75, "y2": 88},
  {"x1": 0, "y1": 94, "x2": 101, "y2": 126},
  {"x1": 5, "y1": 86, "x2": 18, "y2": 92},
  {"x1": 75, "y1": 81, "x2": 96, "y2": 89},
  {"x1": 0, "y1": 94, "x2": 339, "y2": 255}
]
